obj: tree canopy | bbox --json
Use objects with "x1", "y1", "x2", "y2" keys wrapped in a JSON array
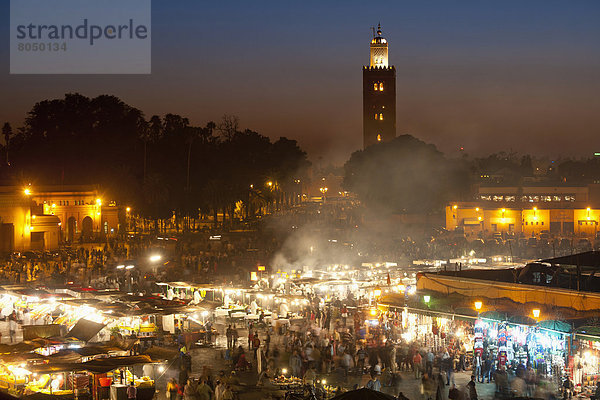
[
  {"x1": 343, "y1": 135, "x2": 470, "y2": 214},
  {"x1": 3, "y1": 93, "x2": 310, "y2": 225}
]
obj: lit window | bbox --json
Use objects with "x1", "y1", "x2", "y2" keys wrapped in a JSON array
[
  {"x1": 373, "y1": 83, "x2": 378, "y2": 91},
  {"x1": 379, "y1": 82, "x2": 384, "y2": 91},
  {"x1": 377, "y1": 134, "x2": 382, "y2": 142},
  {"x1": 374, "y1": 113, "x2": 378, "y2": 120},
  {"x1": 379, "y1": 113, "x2": 383, "y2": 120}
]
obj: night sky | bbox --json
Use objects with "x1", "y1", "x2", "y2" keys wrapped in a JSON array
[{"x1": 1, "y1": 1, "x2": 599, "y2": 165}]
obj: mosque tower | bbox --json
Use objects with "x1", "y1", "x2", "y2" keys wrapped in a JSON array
[{"x1": 363, "y1": 23, "x2": 396, "y2": 149}]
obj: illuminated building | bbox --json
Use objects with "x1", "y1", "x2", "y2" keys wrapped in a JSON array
[
  {"x1": 447, "y1": 184, "x2": 600, "y2": 237},
  {"x1": 0, "y1": 186, "x2": 122, "y2": 251},
  {"x1": 363, "y1": 23, "x2": 396, "y2": 149}
]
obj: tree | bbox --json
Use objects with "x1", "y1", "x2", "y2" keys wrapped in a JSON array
[
  {"x1": 343, "y1": 135, "x2": 469, "y2": 214},
  {"x1": 6, "y1": 93, "x2": 310, "y2": 230},
  {"x1": 217, "y1": 114, "x2": 239, "y2": 140},
  {"x1": 2, "y1": 122, "x2": 13, "y2": 165}
]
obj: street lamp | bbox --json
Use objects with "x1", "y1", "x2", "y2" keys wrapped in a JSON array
[
  {"x1": 373, "y1": 287, "x2": 382, "y2": 299},
  {"x1": 474, "y1": 301, "x2": 483, "y2": 311},
  {"x1": 423, "y1": 295, "x2": 431, "y2": 304},
  {"x1": 532, "y1": 309, "x2": 541, "y2": 319}
]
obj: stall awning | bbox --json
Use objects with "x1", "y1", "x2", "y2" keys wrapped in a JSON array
[
  {"x1": 22, "y1": 324, "x2": 62, "y2": 340},
  {"x1": 67, "y1": 318, "x2": 105, "y2": 342},
  {"x1": 29, "y1": 355, "x2": 154, "y2": 374}
]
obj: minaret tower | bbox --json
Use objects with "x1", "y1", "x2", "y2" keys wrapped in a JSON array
[{"x1": 363, "y1": 23, "x2": 396, "y2": 149}]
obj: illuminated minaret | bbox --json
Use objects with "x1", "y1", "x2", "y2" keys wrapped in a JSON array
[{"x1": 363, "y1": 23, "x2": 396, "y2": 149}]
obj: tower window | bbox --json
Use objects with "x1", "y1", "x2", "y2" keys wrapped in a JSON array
[
  {"x1": 373, "y1": 83, "x2": 378, "y2": 91},
  {"x1": 374, "y1": 113, "x2": 378, "y2": 120},
  {"x1": 377, "y1": 134, "x2": 382, "y2": 142},
  {"x1": 379, "y1": 113, "x2": 383, "y2": 120},
  {"x1": 379, "y1": 82, "x2": 384, "y2": 91}
]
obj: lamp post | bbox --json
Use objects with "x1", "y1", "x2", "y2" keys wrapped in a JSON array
[
  {"x1": 532, "y1": 309, "x2": 541, "y2": 320},
  {"x1": 319, "y1": 187, "x2": 328, "y2": 203},
  {"x1": 474, "y1": 300, "x2": 483, "y2": 319}
]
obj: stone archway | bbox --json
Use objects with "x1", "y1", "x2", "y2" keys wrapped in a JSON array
[
  {"x1": 81, "y1": 216, "x2": 93, "y2": 241},
  {"x1": 67, "y1": 216, "x2": 77, "y2": 243}
]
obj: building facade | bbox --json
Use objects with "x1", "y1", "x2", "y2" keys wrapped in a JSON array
[
  {"x1": 0, "y1": 185, "x2": 122, "y2": 252},
  {"x1": 363, "y1": 24, "x2": 396, "y2": 149},
  {"x1": 32, "y1": 186, "x2": 121, "y2": 243},
  {"x1": 446, "y1": 184, "x2": 600, "y2": 238}
]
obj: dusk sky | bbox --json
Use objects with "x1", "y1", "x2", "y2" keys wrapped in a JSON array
[{"x1": 1, "y1": 1, "x2": 600, "y2": 165}]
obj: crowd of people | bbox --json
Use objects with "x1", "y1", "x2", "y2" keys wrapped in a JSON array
[{"x1": 171, "y1": 304, "x2": 569, "y2": 400}]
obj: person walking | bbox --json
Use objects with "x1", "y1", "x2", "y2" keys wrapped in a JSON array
[
  {"x1": 183, "y1": 379, "x2": 196, "y2": 400},
  {"x1": 444, "y1": 355, "x2": 455, "y2": 387},
  {"x1": 166, "y1": 378, "x2": 178, "y2": 400},
  {"x1": 196, "y1": 379, "x2": 213, "y2": 400},
  {"x1": 413, "y1": 351, "x2": 423, "y2": 379}
]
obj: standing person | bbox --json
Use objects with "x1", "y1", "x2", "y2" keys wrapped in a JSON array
[
  {"x1": 126, "y1": 381, "x2": 137, "y2": 400},
  {"x1": 342, "y1": 351, "x2": 353, "y2": 378},
  {"x1": 426, "y1": 349, "x2": 434, "y2": 377},
  {"x1": 414, "y1": 351, "x2": 423, "y2": 379},
  {"x1": 222, "y1": 384, "x2": 234, "y2": 400},
  {"x1": 232, "y1": 326, "x2": 239, "y2": 348},
  {"x1": 290, "y1": 350, "x2": 302, "y2": 378},
  {"x1": 467, "y1": 375, "x2": 478, "y2": 400},
  {"x1": 214, "y1": 380, "x2": 226, "y2": 400},
  {"x1": 473, "y1": 355, "x2": 482, "y2": 383},
  {"x1": 341, "y1": 305, "x2": 348, "y2": 327},
  {"x1": 357, "y1": 346, "x2": 368, "y2": 374},
  {"x1": 248, "y1": 330, "x2": 254, "y2": 351},
  {"x1": 226, "y1": 325, "x2": 233, "y2": 350},
  {"x1": 8, "y1": 310, "x2": 17, "y2": 343},
  {"x1": 265, "y1": 332, "x2": 271, "y2": 356},
  {"x1": 483, "y1": 356, "x2": 492, "y2": 383},
  {"x1": 252, "y1": 334, "x2": 261, "y2": 360}
]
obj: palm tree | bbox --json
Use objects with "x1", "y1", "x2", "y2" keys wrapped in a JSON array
[{"x1": 2, "y1": 122, "x2": 13, "y2": 165}]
